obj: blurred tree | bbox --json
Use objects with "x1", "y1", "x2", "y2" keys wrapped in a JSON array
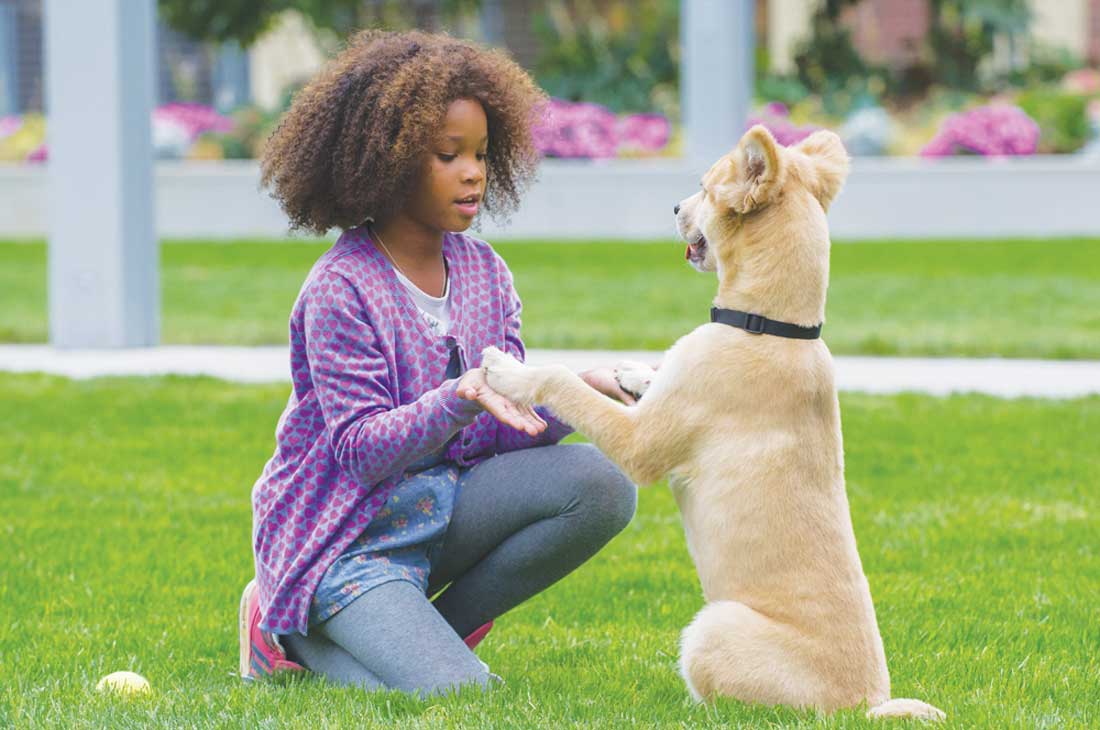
[
  {"x1": 928, "y1": 0, "x2": 1031, "y2": 90},
  {"x1": 158, "y1": 0, "x2": 482, "y2": 46},
  {"x1": 792, "y1": 0, "x2": 869, "y2": 103},
  {"x1": 291, "y1": 0, "x2": 481, "y2": 36},
  {"x1": 531, "y1": 0, "x2": 679, "y2": 116},
  {"x1": 791, "y1": 0, "x2": 1032, "y2": 111},
  {"x1": 158, "y1": 0, "x2": 289, "y2": 46}
]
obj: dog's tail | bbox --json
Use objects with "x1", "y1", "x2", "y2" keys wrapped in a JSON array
[{"x1": 866, "y1": 698, "x2": 945, "y2": 721}]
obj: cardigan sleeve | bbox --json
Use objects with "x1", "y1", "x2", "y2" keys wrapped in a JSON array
[
  {"x1": 303, "y1": 269, "x2": 482, "y2": 486},
  {"x1": 492, "y1": 259, "x2": 575, "y2": 453}
]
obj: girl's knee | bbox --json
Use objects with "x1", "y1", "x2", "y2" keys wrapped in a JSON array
[{"x1": 569, "y1": 443, "x2": 637, "y2": 534}]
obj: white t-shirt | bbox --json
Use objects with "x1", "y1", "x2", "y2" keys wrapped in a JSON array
[{"x1": 394, "y1": 268, "x2": 450, "y2": 336}]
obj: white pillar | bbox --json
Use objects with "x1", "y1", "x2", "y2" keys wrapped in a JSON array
[
  {"x1": 45, "y1": 0, "x2": 158, "y2": 348},
  {"x1": 681, "y1": 0, "x2": 755, "y2": 167}
]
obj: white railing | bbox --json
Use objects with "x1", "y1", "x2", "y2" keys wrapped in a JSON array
[{"x1": 3, "y1": 156, "x2": 1100, "y2": 240}]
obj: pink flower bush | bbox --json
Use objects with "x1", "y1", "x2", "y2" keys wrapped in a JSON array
[
  {"x1": 153, "y1": 102, "x2": 235, "y2": 159},
  {"x1": 920, "y1": 104, "x2": 1039, "y2": 157},
  {"x1": 746, "y1": 102, "x2": 821, "y2": 146},
  {"x1": 532, "y1": 98, "x2": 670, "y2": 159},
  {"x1": 153, "y1": 102, "x2": 234, "y2": 139},
  {"x1": 0, "y1": 115, "x2": 21, "y2": 139},
  {"x1": 533, "y1": 99, "x2": 619, "y2": 159},
  {"x1": 616, "y1": 113, "x2": 672, "y2": 155}
]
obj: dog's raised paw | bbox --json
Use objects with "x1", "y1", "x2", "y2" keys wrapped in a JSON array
[
  {"x1": 481, "y1": 346, "x2": 537, "y2": 404},
  {"x1": 480, "y1": 346, "x2": 520, "y2": 371},
  {"x1": 615, "y1": 361, "x2": 655, "y2": 400}
]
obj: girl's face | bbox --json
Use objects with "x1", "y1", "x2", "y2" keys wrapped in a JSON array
[{"x1": 406, "y1": 98, "x2": 488, "y2": 233}]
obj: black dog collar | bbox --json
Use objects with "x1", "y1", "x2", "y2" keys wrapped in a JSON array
[{"x1": 710, "y1": 307, "x2": 822, "y2": 340}]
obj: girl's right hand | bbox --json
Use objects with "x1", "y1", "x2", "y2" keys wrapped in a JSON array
[{"x1": 457, "y1": 367, "x2": 547, "y2": 436}]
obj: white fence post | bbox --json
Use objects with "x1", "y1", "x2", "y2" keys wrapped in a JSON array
[
  {"x1": 681, "y1": 0, "x2": 756, "y2": 167},
  {"x1": 45, "y1": 0, "x2": 158, "y2": 348}
]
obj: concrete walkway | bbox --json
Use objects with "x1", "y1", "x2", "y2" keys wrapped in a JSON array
[{"x1": 1, "y1": 345, "x2": 1098, "y2": 398}]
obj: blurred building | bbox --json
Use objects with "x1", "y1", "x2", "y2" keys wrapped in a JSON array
[
  {"x1": 0, "y1": 0, "x2": 41, "y2": 114},
  {"x1": 767, "y1": 0, "x2": 1100, "y2": 74},
  {"x1": 2, "y1": 0, "x2": 1100, "y2": 117},
  {"x1": 0, "y1": 0, "x2": 249, "y2": 115},
  {"x1": 0, "y1": 0, "x2": 576, "y2": 115}
]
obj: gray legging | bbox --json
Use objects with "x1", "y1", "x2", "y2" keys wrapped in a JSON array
[{"x1": 281, "y1": 442, "x2": 636, "y2": 695}]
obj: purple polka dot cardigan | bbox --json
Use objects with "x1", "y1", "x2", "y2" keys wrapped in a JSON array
[{"x1": 251, "y1": 226, "x2": 572, "y2": 634}]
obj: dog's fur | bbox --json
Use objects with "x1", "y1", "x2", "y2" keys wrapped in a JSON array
[{"x1": 481, "y1": 125, "x2": 944, "y2": 720}]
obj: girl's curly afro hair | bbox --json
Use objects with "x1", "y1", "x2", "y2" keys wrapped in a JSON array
[{"x1": 260, "y1": 30, "x2": 547, "y2": 235}]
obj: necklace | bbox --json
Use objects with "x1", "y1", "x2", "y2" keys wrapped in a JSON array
[
  {"x1": 369, "y1": 223, "x2": 448, "y2": 295},
  {"x1": 369, "y1": 224, "x2": 405, "y2": 276}
]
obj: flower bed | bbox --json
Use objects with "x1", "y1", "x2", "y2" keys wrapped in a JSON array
[
  {"x1": 4, "y1": 68, "x2": 1099, "y2": 163},
  {"x1": 750, "y1": 69, "x2": 1100, "y2": 158},
  {"x1": 532, "y1": 98, "x2": 673, "y2": 159},
  {"x1": 1, "y1": 98, "x2": 676, "y2": 164}
]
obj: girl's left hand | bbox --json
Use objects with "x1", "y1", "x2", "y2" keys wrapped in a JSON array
[{"x1": 457, "y1": 367, "x2": 548, "y2": 435}]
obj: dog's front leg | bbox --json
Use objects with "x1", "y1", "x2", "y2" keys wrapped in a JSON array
[{"x1": 482, "y1": 347, "x2": 684, "y2": 485}]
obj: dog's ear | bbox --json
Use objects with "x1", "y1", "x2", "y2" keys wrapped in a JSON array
[
  {"x1": 795, "y1": 130, "x2": 850, "y2": 212},
  {"x1": 713, "y1": 124, "x2": 785, "y2": 215}
]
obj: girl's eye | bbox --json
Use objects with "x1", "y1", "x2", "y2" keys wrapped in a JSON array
[
  {"x1": 437, "y1": 153, "x2": 457, "y2": 163},
  {"x1": 476, "y1": 153, "x2": 487, "y2": 161}
]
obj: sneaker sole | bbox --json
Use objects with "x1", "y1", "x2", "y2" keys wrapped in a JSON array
[{"x1": 238, "y1": 578, "x2": 256, "y2": 680}]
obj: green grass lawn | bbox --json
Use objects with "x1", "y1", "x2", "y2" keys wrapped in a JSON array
[
  {"x1": 1, "y1": 373, "x2": 1097, "y2": 728},
  {"x1": 2, "y1": 237, "x2": 1099, "y2": 358}
]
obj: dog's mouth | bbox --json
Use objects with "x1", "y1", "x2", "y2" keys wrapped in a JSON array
[{"x1": 685, "y1": 235, "x2": 708, "y2": 264}]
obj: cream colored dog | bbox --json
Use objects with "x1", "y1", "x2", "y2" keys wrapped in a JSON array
[{"x1": 481, "y1": 125, "x2": 944, "y2": 720}]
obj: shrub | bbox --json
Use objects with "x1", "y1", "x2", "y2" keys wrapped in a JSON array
[{"x1": 1016, "y1": 88, "x2": 1091, "y2": 154}]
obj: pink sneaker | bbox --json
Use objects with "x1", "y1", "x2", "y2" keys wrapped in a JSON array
[
  {"x1": 463, "y1": 621, "x2": 493, "y2": 650},
  {"x1": 238, "y1": 579, "x2": 307, "y2": 681}
]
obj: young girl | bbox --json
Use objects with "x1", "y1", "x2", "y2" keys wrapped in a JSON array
[{"x1": 238, "y1": 30, "x2": 637, "y2": 695}]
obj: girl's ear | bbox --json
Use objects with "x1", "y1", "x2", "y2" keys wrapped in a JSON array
[
  {"x1": 795, "y1": 130, "x2": 850, "y2": 212},
  {"x1": 713, "y1": 124, "x2": 786, "y2": 214}
]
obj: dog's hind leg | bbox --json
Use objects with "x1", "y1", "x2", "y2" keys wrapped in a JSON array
[{"x1": 679, "y1": 601, "x2": 828, "y2": 709}]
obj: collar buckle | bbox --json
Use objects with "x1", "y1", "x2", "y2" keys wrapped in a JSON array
[{"x1": 744, "y1": 313, "x2": 766, "y2": 334}]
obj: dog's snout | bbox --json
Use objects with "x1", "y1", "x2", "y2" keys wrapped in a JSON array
[{"x1": 674, "y1": 204, "x2": 680, "y2": 215}]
